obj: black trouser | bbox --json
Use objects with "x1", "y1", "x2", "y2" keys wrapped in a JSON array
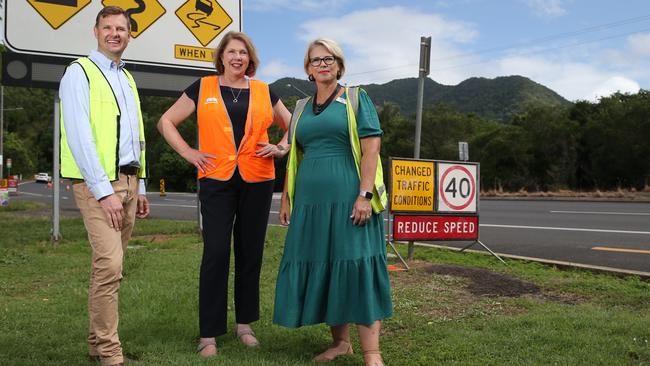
[{"x1": 198, "y1": 170, "x2": 274, "y2": 337}]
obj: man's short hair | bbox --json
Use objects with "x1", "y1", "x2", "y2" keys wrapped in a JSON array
[{"x1": 95, "y1": 6, "x2": 131, "y2": 32}]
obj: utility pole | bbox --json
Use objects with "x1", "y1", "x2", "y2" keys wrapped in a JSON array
[
  {"x1": 408, "y1": 36, "x2": 431, "y2": 260},
  {"x1": 413, "y1": 36, "x2": 431, "y2": 160}
]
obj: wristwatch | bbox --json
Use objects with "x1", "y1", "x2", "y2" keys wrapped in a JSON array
[{"x1": 359, "y1": 190, "x2": 373, "y2": 200}]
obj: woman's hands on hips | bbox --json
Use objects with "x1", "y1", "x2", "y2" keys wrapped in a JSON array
[
  {"x1": 256, "y1": 142, "x2": 289, "y2": 158},
  {"x1": 279, "y1": 193, "x2": 290, "y2": 226},
  {"x1": 180, "y1": 148, "x2": 216, "y2": 174},
  {"x1": 351, "y1": 196, "x2": 372, "y2": 225}
]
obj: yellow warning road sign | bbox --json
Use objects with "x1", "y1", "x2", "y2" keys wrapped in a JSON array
[
  {"x1": 175, "y1": 44, "x2": 215, "y2": 63},
  {"x1": 26, "y1": 0, "x2": 91, "y2": 30},
  {"x1": 175, "y1": 0, "x2": 233, "y2": 47},
  {"x1": 102, "y1": 0, "x2": 166, "y2": 38},
  {"x1": 390, "y1": 159, "x2": 435, "y2": 212}
]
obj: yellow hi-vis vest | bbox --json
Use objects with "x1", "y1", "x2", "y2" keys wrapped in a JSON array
[
  {"x1": 286, "y1": 86, "x2": 387, "y2": 214},
  {"x1": 60, "y1": 57, "x2": 147, "y2": 180}
]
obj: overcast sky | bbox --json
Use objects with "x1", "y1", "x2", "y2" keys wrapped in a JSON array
[{"x1": 244, "y1": 0, "x2": 650, "y2": 101}]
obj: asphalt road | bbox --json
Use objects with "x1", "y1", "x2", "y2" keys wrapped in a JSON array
[{"x1": 13, "y1": 180, "x2": 650, "y2": 274}]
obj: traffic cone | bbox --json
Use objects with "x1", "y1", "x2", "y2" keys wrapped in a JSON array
[{"x1": 47, "y1": 182, "x2": 53, "y2": 189}]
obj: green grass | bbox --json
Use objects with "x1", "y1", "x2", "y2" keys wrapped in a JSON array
[
  {"x1": 0, "y1": 200, "x2": 46, "y2": 212},
  {"x1": 1, "y1": 210, "x2": 649, "y2": 365}
]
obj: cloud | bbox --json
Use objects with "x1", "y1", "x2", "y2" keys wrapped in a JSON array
[
  {"x1": 290, "y1": 5, "x2": 644, "y2": 102},
  {"x1": 521, "y1": 0, "x2": 567, "y2": 18},
  {"x1": 488, "y1": 55, "x2": 640, "y2": 101},
  {"x1": 297, "y1": 6, "x2": 478, "y2": 86},
  {"x1": 258, "y1": 59, "x2": 305, "y2": 81},
  {"x1": 247, "y1": 0, "x2": 345, "y2": 12},
  {"x1": 627, "y1": 33, "x2": 650, "y2": 57},
  {"x1": 590, "y1": 76, "x2": 641, "y2": 100}
]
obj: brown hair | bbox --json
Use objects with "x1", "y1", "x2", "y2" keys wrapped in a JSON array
[
  {"x1": 95, "y1": 6, "x2": 131, "y2": 32},
  {"x1": 304, "y1": 38, "x2": 346, "y2": 80},
  {"x1": 213, "y1": 32, "x2": 260, "y2": 77}
]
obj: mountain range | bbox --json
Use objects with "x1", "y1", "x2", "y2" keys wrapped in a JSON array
[{"x1": 270, "y1": 75, "x2": 572, "y2": 122}]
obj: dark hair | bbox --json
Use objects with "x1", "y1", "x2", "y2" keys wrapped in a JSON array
[
  {"x1": 213, "y1": 32, "x2": 260, "y2": 77},
  {"x1": 95, "y1": 6, "x2": 131, "y2": 32}
]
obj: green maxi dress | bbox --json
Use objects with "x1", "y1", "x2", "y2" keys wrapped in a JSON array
[{"x1": 273, "y1": 90, "x2": 393, "y2": 327}]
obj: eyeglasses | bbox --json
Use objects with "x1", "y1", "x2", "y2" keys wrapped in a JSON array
[{"x1": 309, "y1": 56, "x2": 336, "y2": 67}]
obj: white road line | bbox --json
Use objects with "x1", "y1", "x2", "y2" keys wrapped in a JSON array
[
  {"x1": 149, "y1": 203, "x2": 197, "y2": 208},
  {"x1": 551, "y1": 210, "x2": 650, "y2": 216},
  {"x1": 17, "y1": 191, "x2": 46, "y2": 197},
  {"x1": 161, "y1": 198, "x2": 194, "y2": 203},
  {"x1": 480, "y1": 223, "x2": 650, "y2": 235}
]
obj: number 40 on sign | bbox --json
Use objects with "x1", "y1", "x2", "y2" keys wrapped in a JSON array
[{"x1": 437, "y1": 163, "x2": 478, "y2": 213}]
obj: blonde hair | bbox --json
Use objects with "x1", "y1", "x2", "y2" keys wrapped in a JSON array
[
  {"x1": 303, "y1": 38, "x2": 345, "y2": 80},
  {"x1": 213, "y1": 31, "x2": 260, "y2": 77}
]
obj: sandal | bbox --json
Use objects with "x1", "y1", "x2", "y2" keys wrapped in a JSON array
[
  {"x1": 363, "y1": 350, "x2": 384, "y2": 366},
  {"x1": 236, "y1": 329, "x2": 260, "y2": 347},
  {"x1": 197, "y1": 338, "x2": 217, "y2": 358},
  {"x1": 313, "y1": 340, "x2": 353, "y2": 362}
]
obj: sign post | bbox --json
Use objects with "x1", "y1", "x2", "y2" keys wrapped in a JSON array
[{"x1": 388, "y1": 157, "x2": 505, "y2": 267}]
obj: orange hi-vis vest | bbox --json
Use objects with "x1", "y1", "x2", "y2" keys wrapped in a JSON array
[{"x1": 197, "y1": 76, "x2": 275, "y2": 182}]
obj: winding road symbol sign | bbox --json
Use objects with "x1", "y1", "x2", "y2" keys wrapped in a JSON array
[
  {"x1": 437, "y1": 163, "x2": 478, "y2": 212},
  {"x1": 176, "y1": 0, "x2": 233, "y2": 47},
  {"x1": 26, "y1": 0, "x2": 91, "y2": 30},
  {"x1": 102, "y1": 0, "x2": 166, "y2": 38}
]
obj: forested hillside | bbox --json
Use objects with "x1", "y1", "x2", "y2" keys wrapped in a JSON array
[{"x1": 272, "y1": 75, "x2": 571, "y2": 122}]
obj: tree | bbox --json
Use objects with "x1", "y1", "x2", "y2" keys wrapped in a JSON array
[{"x1": 4, "y1": 132, "x2": 35, "y2": 176}]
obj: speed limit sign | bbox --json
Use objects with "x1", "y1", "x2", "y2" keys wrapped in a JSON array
[{"x1": 437, "y1": 163, "x2": 478, "y2": 212}]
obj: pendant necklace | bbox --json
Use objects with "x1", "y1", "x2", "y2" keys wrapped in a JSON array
[
  {"x1": 313, "y1": 84, "x2": 341, "y2": 115},
  {"x1": 230, "y1": 86, "x2": 243, "y2": 103}
]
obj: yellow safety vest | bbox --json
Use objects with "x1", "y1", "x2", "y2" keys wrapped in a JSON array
[
  {"x1": 286, "y1": 87, "x2": 387, "y2": 214},
  {"x1": 60, "y1": 57, "x2": 146, "y2": 180}
]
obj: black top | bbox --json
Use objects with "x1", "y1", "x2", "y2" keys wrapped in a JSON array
[{"x1": 184, "y1": 78, "x2": 280, "y2": 149}]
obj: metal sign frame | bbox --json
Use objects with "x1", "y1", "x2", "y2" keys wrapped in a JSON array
[{"x1": 387, "y1": 157, "x2": 505, "y2": 267}]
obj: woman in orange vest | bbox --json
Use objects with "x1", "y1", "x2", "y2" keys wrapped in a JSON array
[{"x1": 157, "y1": 31, "x2": 291, "y2": 357}]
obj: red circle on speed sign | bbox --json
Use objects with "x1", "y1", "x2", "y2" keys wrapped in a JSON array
[{"x1": 439, "y1": 165, "x2": 476, "y2": 210}]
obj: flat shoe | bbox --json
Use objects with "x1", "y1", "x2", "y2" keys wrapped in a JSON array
[
  {"x1": 313, "y1": 341, "x2": 353, "y2": 362},
  {"x1": 236, "y1": 329, "x2": 260, "y2": 347},
  {"x1": 197, "y1": 339, "x2": 217, "y2": 358}
]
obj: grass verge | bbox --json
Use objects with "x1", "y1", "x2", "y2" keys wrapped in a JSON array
[{"x1": 1, "y1": 209, "x2": 649, "y2": 365}]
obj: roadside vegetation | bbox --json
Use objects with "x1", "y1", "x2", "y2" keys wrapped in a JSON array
[
  {"x1": 1, "y1": 206, "x2": 649, "y2": 365},
  {"x1": 2, "y1": 83, "x2": 648, "y2": 194}
]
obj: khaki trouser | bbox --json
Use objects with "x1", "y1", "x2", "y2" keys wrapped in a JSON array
[{"x1": 73, "y1": 173, "x2": 139, "y2": 366}]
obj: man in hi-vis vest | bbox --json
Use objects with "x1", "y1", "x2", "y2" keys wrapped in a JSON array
[{"x1": 59, "y1": 6, "x2": 149, "y2": 366}]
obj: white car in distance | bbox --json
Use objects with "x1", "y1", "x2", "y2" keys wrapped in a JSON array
[{"x1": 34, "y1": 172, "x2": 52, "y2": 183}]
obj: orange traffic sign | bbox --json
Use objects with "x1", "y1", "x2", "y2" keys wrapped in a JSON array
[
  {"x1": 390, "y1": 159, "x2": 435, "y2": 212},
  {"x1": 175, "y1": 0, "x2": 233, "y2": 47},
  {"x1": 26, "y1": 0, "x2": 91, "y2": 30},
  {"x1": 102, "y1": 0, "x2": 166, "y2": 38}
]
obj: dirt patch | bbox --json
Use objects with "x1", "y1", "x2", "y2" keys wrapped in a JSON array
[
  {"x1": 386, "y1": 262, "x2": 536, "y2": 331},
  {"x1": 423, "y1": 264, "x2": 541, "y2": 297}
]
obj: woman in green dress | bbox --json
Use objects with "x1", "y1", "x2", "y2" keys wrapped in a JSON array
[{"x1": 274, "y1": 38, "x2": 392, "y2": 366}]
